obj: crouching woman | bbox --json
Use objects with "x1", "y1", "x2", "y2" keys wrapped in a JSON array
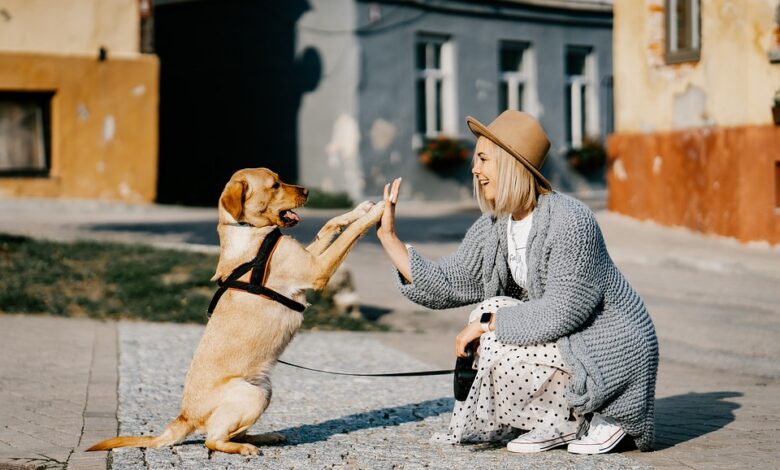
[{"x1": 376, "y1": 111, "x2": 658, "y2": 454}]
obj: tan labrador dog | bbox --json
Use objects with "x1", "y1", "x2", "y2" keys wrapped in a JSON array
[{"x1": 88, "y1": 168, "x2": 385, "y2": 456}]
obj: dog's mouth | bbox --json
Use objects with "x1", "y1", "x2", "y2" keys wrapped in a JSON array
[{"x1": 279, "y1": 208, "x2": 301, "y2": 227}]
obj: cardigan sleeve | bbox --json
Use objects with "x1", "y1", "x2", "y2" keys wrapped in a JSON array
[
  {"x1": 392, "y1": 215, "x2": 489, "y2": 309},
  {"x1": 494, "y1": 206, "x2": 605, "y2": 345}
]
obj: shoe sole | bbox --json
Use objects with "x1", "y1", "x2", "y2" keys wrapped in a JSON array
[
  {"x1": 507, "y1": 433, "x2": 578, "y2": 453},
  {"x1": 567, "y1": 429, "x2": 627, "y2": 454}
]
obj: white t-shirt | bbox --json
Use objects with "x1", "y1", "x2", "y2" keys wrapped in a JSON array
[{"x1": 507, "y1": 211, "x2": 534, "y2": 287}]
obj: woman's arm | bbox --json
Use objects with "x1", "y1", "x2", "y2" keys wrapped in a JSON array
[
  {"x1": 494, "y1": 206, "x2": 606, "y2": 345},
  {"x1": 377, "y1": 178, "x2": 486, "y2": 309},
  {"x1": 376, "y1": 178, "x2": 412, "y2": 282}
]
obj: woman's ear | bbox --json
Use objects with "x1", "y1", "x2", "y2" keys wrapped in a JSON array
[{"x1": 220, "y1": 180, "x2": 246, "y2": 222}]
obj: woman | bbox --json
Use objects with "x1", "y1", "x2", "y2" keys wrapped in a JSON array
[{"x1": 376, "y1": 111, "x2": 658, "y2": 454}]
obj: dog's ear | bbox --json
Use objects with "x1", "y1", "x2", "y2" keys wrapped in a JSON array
[{"x1": 220, "y1": 180, "x2": 246, "y2": 222}]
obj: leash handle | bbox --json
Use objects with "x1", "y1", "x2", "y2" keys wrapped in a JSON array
[{"x1": 277, "y1": 359, "x2": 453, "y2": 377}]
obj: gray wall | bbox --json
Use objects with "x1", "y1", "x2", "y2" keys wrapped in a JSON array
[
  {"x1": 355, "y1": 1, "x2": 613, "y2": 200},
  {"x1": 298, "y1": 0, "x2": 613, "y2": 201},
  {"x1": 296, "y1": 0, "x2": 363, "y2": 201}
]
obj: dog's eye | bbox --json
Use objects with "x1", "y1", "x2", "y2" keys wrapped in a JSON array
[{"x1": 272, "y1": 182, "x2": 280, "y2": 189}]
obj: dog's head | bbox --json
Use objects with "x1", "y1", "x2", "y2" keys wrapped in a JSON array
[{"x1": 218, "y1": 168, "x2": 308, "y2": 228}]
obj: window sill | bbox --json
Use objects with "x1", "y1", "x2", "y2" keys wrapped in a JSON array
[{"x1": 665, "y1": 50, "x2": 701, "y2": 65}]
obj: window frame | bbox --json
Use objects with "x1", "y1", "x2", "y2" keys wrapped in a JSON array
[
  {"x1": 0, "y1": 91, "x2": 54, "y2": 178},
  {"x1": 498, "y1": 40, "x2": 538, "y2": 116},
  {"x1": 415, "y1": 33, "x2": 457, "y2": 139},
  {"x1": 665, "y1": 0, "x2": 701, "y2": 64},
  {"x1": 564, "y1": 45, "x2": 599, "y2": 149}
]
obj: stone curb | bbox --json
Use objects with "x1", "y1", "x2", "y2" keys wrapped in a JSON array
[{"x1": 68, "y1": 322, "x2": 118, "y2": 470}]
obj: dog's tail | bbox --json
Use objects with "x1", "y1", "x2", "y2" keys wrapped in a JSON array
[{"x1": 86, "y1": 415, "x2": 193, "y2": 452}]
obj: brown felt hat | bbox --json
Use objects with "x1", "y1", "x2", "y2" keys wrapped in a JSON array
[{"x1": 466, "y1": 110, "x2": 552, "y2": 190}]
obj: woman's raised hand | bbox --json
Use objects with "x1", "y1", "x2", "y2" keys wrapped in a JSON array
[
  {"x1": 375, "y1": 178, "x2": 412, "y2": 283},
  {"x1": 376, "y1": 177, "x2": 402, "y2": 241}
]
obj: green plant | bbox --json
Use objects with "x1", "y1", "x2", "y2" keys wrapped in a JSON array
[
  {"x1": 0, "y1": 234, "x2": 386, "y2": 331},
  {"x1": 565, "y1": 138, "x2": 607, "y2": 174},
  {"x1": 418, "y1": 136, "x2": 471, "y2": 172},
  {"x1": 774, "y1": 88, "x2": 780, "y2": 107},
  {"x1": 304, "y1": 188, "x2": 353, "y2": 209}
]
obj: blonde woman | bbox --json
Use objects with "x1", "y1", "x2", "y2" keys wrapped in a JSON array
[{"x1": 376, "y1": 111, "x2": 658, "y2": 454}]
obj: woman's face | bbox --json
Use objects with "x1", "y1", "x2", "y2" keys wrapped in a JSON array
[{"x1": 472, "y1": 137, "x2": 500, "y2": 202}]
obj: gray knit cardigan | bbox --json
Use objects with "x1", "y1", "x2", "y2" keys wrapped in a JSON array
[{"x1": 395, "y1": 192, "x2": 658, "y2": 451}]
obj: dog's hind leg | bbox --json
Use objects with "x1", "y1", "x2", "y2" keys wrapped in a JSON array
[
  {"x1": 204, "y1": 378, "x2": 270, "y2": 456},
  {"x1": 306, "y1": 201, "x2": 375, "y2": 255}
]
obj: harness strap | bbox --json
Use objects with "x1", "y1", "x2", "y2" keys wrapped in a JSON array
[{"x1": 208, "y1": 228, "x2": 306, "y2": 315}]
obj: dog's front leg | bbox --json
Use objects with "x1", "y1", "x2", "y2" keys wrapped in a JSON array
[
  {"x1": 306, "y1": 201, "x2": 375, "y2": 256},
  {"x1": 309, "y1": 201, "x2": 385, "y2": 289}
]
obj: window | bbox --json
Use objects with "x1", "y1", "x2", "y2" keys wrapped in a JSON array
[
  {"x1": 415, "y1": 34, "x2": 457, "y2": 138},
  {"x1": 0, "y1": 92, "x2": 53, "y2": 176},
  {"x1": 498, "y1": 41, "x2": 538, "y2": 116},
  {"x1": 665, "y1": 0, "x2": 700, "y2": 64},
  {"x1": 565, "y1": 46, "x2": 599, "y2": 148}
]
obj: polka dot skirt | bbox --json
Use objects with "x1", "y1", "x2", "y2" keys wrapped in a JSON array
[{"x1": 431, "y1": 296, "x2": 582, "y2": 444}]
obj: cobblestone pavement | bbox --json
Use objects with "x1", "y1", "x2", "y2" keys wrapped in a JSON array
[{"x1": 111, "y1": 323, "x2": 647, "y2": 470}]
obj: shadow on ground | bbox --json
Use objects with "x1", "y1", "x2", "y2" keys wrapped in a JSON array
[
  {"x1": 277, "y1": 397, "x2": 454, "y2": 445},
  {"x1": 652, "y1": 391, "x2": 741, "y2": 450}
]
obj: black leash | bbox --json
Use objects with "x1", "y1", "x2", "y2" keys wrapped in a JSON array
[
  {"x1": 277, "y1": 359, "x2": 454, "y2": 377},
  {"x1": 208, "y1": 227, "x2": 306, "y2": 315}
]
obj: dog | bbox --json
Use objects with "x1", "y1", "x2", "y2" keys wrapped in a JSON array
[{"x1": 87, "y1": 167, "x2": 385, "y2": 456}]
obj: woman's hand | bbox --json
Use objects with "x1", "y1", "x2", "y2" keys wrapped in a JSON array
[
  {"x1": 455, "y1": 321, "x2": 485, "y2": 358},
  {"x1": 375, "y1": 178, "x2": 412, "y2": 282},
  {"x1": 376, "y1": 177, "x2": 402, "y2": 241}
]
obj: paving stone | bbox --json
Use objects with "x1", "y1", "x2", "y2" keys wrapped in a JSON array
[{"x1": 109, "y1": 322, "x2": 648, "y2": 469}]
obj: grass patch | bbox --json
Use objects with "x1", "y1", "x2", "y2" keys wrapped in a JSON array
[{"x1": 0, "y1": 234, "x2": 386, "y2": 330}]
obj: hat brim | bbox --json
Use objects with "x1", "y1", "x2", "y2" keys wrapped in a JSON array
[{"x1": 466, "y1": 116, "x2": 552, "y2": 191}]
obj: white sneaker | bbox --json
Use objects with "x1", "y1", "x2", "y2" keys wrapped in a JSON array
[
  {"x1": 507, "y1": 422, "x2": 581, "y2": 453},
  {"x1": 567, "y1": 414, "x2": 626, "y2": 454}
]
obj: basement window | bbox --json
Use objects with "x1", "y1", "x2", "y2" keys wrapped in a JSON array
[
  {"x1": 0, "y1": 92, "x2": 53, "y2": 177},
  {"x1": 665, "y1": 0, "x2": 701, "y2": 64}
]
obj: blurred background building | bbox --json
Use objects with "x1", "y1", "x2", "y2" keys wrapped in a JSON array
[
  {"x1": 608, "y1": 0, "x2": 780, "y2": 244},
  {"x1": 152, "y1": 0, "x2": 613, "y2": 205},
  {"x1": 0, "y1": 0, "x2": 159, "y2": 202}
]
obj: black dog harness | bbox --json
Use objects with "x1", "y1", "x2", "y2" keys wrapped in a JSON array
[{"x1": 207, "y1": 227, "x2": 306, "y2": 315}]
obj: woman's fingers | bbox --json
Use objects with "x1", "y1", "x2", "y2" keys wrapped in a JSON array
[
  {"x1": 383, "y1": 183, "x2": 390, "y2": 202},
  {"x1": 390, "y1": 177, "x2": 402, "y2": 204}
]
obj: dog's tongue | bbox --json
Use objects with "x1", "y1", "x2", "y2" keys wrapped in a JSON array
[{"x1": 282, "y1": 210, "x2": 300, "y2": 226}]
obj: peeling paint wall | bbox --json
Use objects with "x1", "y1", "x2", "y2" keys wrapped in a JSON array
[
  {"x1": 0, "y1": 0, "x2": 139, "y2": 56},
  {"x1": 296, "y1": 0, "x2": 362, "y2": 200},
  {"x1": 613, "y1": 0, "x2": 780, "y2": 132},
  {"x1": 609, "y1": 0, "x2": 780, "y2": 244},
  {"x1": 0, "y1": 53, "x2": 159, "y2": 202}
]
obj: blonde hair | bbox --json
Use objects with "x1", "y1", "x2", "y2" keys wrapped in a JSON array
[{"x1": 473, "y1": 137, "x2": 550, "y2": 217}]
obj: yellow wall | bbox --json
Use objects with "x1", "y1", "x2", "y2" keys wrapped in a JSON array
[
  {"x1": 0, "y1": 0, "x2": 139, "y2": 56},
  {"x1": 0, "y1": 52, "x2": 159, "y2": 202},
  {"x1": 613, "y1": 0, "x2": 780, "y2": 132}
]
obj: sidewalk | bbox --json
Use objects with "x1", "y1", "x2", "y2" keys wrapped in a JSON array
[{"x1": 0, "y1": 196, "x2": 778, "y2": 468}]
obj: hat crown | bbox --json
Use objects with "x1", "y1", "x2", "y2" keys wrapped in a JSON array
[
  {"x1": 485, "y1": 110, "x2": 550, "y2": 170},
  {"x1": 465, "y1": 110, "x2": 552, "y2": 190}
]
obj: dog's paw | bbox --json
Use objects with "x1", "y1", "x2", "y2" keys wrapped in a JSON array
[
  {"x1": 355, "y1": 200, "x2": 375, "y2": 214},
  {"x1": 239, "y1": 443, "x2": 260, "y2": 456},
  {"x1": 365, "y1": 200, "x2": 386, "y2": 221}
]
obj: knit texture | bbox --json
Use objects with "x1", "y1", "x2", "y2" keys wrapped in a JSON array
[{"x1": 394, "y1": 192, "x2": 659, "y2": 451}]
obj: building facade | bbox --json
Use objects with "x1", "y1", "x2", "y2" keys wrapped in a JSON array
[
  {"x1": 0, "y1": 0, "x2": 159, "y2": 202},
  {"x1": 608, "y1": 0, "x2": 780, "y2": 244},
  {"x1": 297, "y1": 0, "x2": 614, "y2": 202}
]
